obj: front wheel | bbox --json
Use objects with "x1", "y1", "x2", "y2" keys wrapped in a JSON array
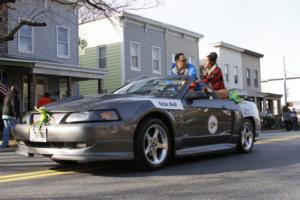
[
  {"x1": 134, "y1": 118, "x2": 171, "y2": 170},
  {"x1": 237, "y1": 119, "x2": 255, "y2": 153}
]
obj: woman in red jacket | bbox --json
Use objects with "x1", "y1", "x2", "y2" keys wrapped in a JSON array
[{"x1": 203, "y1": 52, "x2": 227, "y2": 98}]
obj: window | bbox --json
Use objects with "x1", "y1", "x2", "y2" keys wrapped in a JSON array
[
  {"x1": 254, "y1": 70, "x2": 258, "y2": 87},
  {"x1": 246, "y1": 68, "x2": 251, "y2": 87},
  {"x1": 224, "y1": 64, "x2": 229, "y2": 82},
  {"x1": 273, "y1": 100, "x2": 278, "y2": 115},
  {"x1": 98, "y1": 46, "x2": 106, "y2": 68},
  {"x1": 18, "y1": 25, "x2": 34, "y2": 53},
  {"x1": 152, "y1": 47, "x2": 161, "y2": 73},
  {"x1": 35, "y1": 78, "x2": 47, "y2": 105},
  {"x1": 57, "y1": 26, "x2": 70, "y2": 58},
  {"x1": 130, "y1": 42, "x2": 140, "y2": 70},
  {"x1": 74, "y1": 7, "x2": 78, "y2": 15},
  {"x1": 188, "y1": 56, "x2": 194, "y2": 65},
  {"x1": 234, "y1": 66, "x2": 238, "y2": 84},
  {"x1": 22, "y1": 76, "x2": 28, "y2": 112},
  {"x1": 44, "y1": 0, "x2": 48, "y2": 8},
  {"x1": 59, "y1": 79, "x2": 68, "y2": 99}
]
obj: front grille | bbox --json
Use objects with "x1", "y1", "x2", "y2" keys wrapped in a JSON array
[
  {"x1": 26, "y1": 141, "x2": 76, "y2": 148},
  {"x1": 32, "y1": 113, "x2": 66, "y2": 125}
]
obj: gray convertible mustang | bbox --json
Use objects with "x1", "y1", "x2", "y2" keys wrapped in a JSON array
[{"x1": 15, "y1": 76, "x2": 260, "y2": 170}]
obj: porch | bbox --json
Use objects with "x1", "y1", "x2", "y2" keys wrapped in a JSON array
[{"x1": 0, "y1": 57, "x2": 107, "y2": 113}]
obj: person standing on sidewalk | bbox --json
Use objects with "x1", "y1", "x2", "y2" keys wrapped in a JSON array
[
  {"x1": 290, "y1": 108, "x2": 298, "y2": 131},
  {"x1": 0, "y1": 86, "x2": 20, "y2": 148},
  {"x1": 282, "y1": 103, "x2": 291, "y2": 131}
]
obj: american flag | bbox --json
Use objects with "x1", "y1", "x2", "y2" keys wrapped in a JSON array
[{"x1": 0, "y1": 73, "x2": 8, "y2": 96}]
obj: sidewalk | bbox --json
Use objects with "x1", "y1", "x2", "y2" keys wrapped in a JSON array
[{"x1": 0, "y1": 140, "x2": 18, "y2": 153}]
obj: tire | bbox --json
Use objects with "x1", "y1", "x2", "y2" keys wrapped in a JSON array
[
  {"x1": 52, "y1": 159, "x2": 78, "y2": 166},
  {"x1": 237, "y1": 119, "x2": 255, "y2": 153},
  {"x1": 134, "y1": 118, "x2": 171, "y2": 170}
]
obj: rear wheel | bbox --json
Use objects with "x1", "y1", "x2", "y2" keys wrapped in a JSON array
[
  {"x1": 134, "y1": 118, "x2": 171, "y2": 170},
  {"x1": 237, "y1": 119, "x2": 255, "y2": 153}
]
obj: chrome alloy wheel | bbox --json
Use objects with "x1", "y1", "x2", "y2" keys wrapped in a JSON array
[
  {"x1": 143, "y1": 124, "x2": 168, "y2": 165},
  {"x1": 241, "y1": 121, "x2": 254, "y2": 151}
]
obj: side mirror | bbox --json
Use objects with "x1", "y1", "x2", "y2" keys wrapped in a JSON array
[{"x1": 186, "y1": 91, "x2": 210, "y2": 100}]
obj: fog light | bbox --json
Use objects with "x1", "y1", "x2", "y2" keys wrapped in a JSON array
[{"x1": 76, "y1": 143, "x2": 87, "y2": 148}]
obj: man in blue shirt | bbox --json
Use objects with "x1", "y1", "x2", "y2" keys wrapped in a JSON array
[{"x1": 168, "y1": 53, "x2": 197, "y2": 78}]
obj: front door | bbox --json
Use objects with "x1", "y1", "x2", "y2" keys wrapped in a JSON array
[
  {"x1": 35, "y1": 77, "x2": 48, "y2": 105},
  {"x1": 181, "y1": 94, "x2": 232, "y2": 148}
]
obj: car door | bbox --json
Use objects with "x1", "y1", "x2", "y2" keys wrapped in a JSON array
[{"x1": 180, "y1": 91, "x2": 233, "y2": 148}]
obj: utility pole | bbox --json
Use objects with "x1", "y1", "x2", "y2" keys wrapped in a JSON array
[{"x1": 283, "y1": 57, "x2": 287, "y2": 105}]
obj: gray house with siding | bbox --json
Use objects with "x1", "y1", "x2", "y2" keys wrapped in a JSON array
[
  {"x1": 79, "y1": 12, "x2": 203, "y2": 94},
  {"x1": 0, "y1": 0, "x2": 107, "y2": 112}
]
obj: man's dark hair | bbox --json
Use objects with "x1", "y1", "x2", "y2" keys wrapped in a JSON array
[
  {"x1": 44, "y1": 92, "x2": 50, "y2": 98},
  {"x1": 175, "y1": 53, "x2": 185, "y2": 61},
  {"x1": 286, "y1": 103, "x2": 290, "y2": 107}
]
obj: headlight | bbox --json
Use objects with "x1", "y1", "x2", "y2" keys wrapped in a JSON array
[{"x1": 65, "y1": 110, "x2": 120, "y2": 123}]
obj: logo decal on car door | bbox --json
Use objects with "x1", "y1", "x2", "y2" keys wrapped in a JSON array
[{"x1": 208, "y1": 115, "x2": 218, "y2": 135}]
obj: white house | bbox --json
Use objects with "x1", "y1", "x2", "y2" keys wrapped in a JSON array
[
  {"x1": 200, "y1": 42, "x2": 263, "y2": 91},
  {"x1": 201, "y1": 42, "x2": 282, "y2": 117}
]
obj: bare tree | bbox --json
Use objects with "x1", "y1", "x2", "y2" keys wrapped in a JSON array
[{"x1": 0, "y1": 0, "x2": 162, "y2": 43}]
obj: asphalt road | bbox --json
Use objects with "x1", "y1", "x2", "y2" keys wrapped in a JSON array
[{"x1": 1, "y1": 130, "x2": 300, "y2": 200}]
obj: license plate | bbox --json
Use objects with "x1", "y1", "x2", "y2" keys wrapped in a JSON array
[{"x1": 30, "y1": 126, "x2": 47, "y2": 143}]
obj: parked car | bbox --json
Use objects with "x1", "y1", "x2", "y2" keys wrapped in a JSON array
[{"x1": 15, "y1": 76, "x2": 261, "y2": 170}]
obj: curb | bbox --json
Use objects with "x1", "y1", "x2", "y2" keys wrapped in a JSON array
[
  {"x1": 0, "y1": 140, "x2": 18, "y2": 153},
  {"x1": 261, "y1": 129, "x2": 286, "y2": 134},
  {"x1": 0, "y1": 145, "x2": 17, "y2": 153}
]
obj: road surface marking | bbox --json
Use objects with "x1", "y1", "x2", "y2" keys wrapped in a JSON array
[
  {"x1": 0, "y1": 167, "x2": 76, "y2": 180},
  {"x1": 257, "y1": 135, "x2": 300, "y2": 144},
  {"x1": 0, "y1": 165, "x2": 104, "y2": 183}
]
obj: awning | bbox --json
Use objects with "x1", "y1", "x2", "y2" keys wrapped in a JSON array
[
  {"x1": 232, "y1": 89, "x2": 282, "y2": 99},
  {"x1": 0, "y1": 57, "x2": 108, "y2": 80},
  {"x1": 0, "y1": 57, "x2": 34, "y2": 68},
  {"x1": 34, "y1": 61, "x2": 108, "y2": 80}
]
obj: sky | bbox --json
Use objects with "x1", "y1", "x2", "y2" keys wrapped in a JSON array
[{"x1": 134, "y1": 0, "x2": 300, "y2": 80}]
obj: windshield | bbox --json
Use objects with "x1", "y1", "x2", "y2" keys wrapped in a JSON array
[{"x1": 113, "y1": 77, "x2": 188, "y2": 97}]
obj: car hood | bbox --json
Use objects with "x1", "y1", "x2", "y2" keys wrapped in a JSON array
[{"x1": 45, "y1": 94, "x2": 153, "y2": 112}]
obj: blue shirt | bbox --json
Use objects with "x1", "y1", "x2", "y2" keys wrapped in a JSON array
[{"x1": 168, "y1": 63, "x2": 198, "y2": 79}]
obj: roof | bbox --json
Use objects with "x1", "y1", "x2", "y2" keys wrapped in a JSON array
[
  {"x1": 212, "y1": 41, "x2": 264, "y2": 58},
  {"x1": 121, "y1": 12, "x2": 204, "y2": 39}
]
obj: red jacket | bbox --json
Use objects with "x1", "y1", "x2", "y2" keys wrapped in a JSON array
[
  {"x1": 37, "y1": 97, "x2": 52, "y2": 107},
  {"x1": 203, "y1": 65, "x2": 225, "y2": 90}
]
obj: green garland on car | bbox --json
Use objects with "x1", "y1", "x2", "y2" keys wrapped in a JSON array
[
  {"x1": 26, "y1": 106, "x2": 53, "y2": 132},
  {"x1": 229, "y1": 90, "x2": 243, "y2": 104}
]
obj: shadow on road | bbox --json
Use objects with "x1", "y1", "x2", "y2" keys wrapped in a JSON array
[
  {"x1": 51, "y1": 142, "x2": 300, "y2": 178},
  {"x1": 2, "y1": 140, "x2": 300, "y2": 178}
]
